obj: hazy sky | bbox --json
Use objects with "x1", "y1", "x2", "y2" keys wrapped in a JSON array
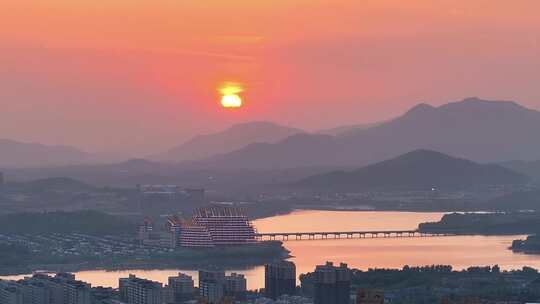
[{"x1": 1, "y1": 0, "x2": 539, "y2": 156}]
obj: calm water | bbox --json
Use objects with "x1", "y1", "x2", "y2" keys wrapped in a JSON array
[{"x1": 4, "y1": 210, "x2": 540, "y2": 290}]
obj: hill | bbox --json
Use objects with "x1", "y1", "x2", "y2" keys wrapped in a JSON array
[
  {"x1": 198, "y1": 98, "x2": 540, "y2": 169},
  {"x1": 500, "y1": 160, "x2": 540, "y2": 182},
  {"x1": 155, "y1": 121, "x2": 304, "y2": 162},
  {"x1": 7, "y1": 177, "x2": 96, "y2": 193},
  {"x1": 296, "y1": 150, "x2": 529, "y2": 190},
  {"x1": 480, "y1": 189, "x2": 540, "y2": 211},
  {"x1": 418, "y1": 212, "x2": 540, "y2": 235},
  {"x1": 0, "y1": 210, "x2": 133, "y2": 235},
  {"x1": 0, "y1": 139, "x2": 94, "y2": 168},
  {"x1": 4, "y1": 158, "x2": 181, "y2": 186}
]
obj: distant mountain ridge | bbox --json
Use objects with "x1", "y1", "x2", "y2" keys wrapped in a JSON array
[
  {"x1": 296, "y1": 149, "x2": 529, "y2": 190},
  {"x1": 155, "y1": 121, "x2": 305, "y2": 162},
  {"x1": 3, "y1": 97, "x2": 540, "y2": 170},
  {"x1": 197, "y1": 97, "x2": 540, "y2": 169},
  {"x1": 0, "y1": 139, "x2": 93, "y2": 168},
  {"x1": 316, "y1": 122, "x2": 383, "y2": 136},
  {"x1": 500, "y1": 160, "x2": 540, "y2": 182}
]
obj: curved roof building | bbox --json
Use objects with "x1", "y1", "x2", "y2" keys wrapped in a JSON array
[{"x1": 168, "y1": 207, "x2": 257, "y2": 248}]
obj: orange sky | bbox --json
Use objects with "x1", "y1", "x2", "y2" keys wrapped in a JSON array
[{"x1": 1, "y1": 0, "x2": 539, "y2": 156}]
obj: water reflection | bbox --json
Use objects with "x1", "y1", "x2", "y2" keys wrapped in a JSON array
[{"x1": 3, "y1": 211, "x2": 540, "y2": 290}]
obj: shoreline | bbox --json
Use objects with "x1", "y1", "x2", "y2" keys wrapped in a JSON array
[
  {"x1": 251, "y1": 206, "x2": 450, "y2": 221},
  {"x1": 251, "y1": 205, "x2": 511, "y2": 221},
  {"x1": 0, "y1": 258, "x2": 283, "y2": 278},
  {"x1": 0, "y1": 241, "x2": 290, "y2": 277}
]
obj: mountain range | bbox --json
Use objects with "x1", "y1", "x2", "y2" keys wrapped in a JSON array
[
  {"x1": 197, "y1": 97, "x2": 540, "y2": 169},
  {"x1": 296, "y1": 149, "x2": 529, "y2": 190},
  {"x1": 0, "y1": 139, "x2": 94, "y2": 168},
  {"x1": 154, "y1": 121, "x2": 305, "y2": 162},
  {"x1": 2, "y1": 97, "x2": 540, "y2": 170}
]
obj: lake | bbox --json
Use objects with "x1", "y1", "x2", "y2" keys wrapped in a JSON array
[{"x1": 3, "y1": 210, "x2": 540, "y2": 290}]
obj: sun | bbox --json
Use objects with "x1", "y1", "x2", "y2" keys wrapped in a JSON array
[
  {"x1": 221, "y1": 94, "x2": 242, "y2": 108},
  {"x1": 219, "y1": 82, "x2": 244, "y2": 109}
]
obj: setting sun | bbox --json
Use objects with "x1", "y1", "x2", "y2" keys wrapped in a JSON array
[
  {"x1": 221, "y1": 94, "x2": 243, "y2": 108},
  {"x1": 219, "y1": 82, "x2": 244, "y2": 109}
]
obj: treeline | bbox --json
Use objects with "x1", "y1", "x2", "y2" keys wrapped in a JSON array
[
  {"x1": 512, "y1": 234, "x2": 540, "y2": 252},
  {"x1": 300, "y1": 265, "x2": 540, "y2": 304},
  {"x1": 348, "y1": 265, "x2": 538, "y2": 287},
  {"x1": 0, "y1": 210, "x2": 134, "y2": 235},
  {"x1": 418, "y1": 212, "x2": 540, "y2": 235}
]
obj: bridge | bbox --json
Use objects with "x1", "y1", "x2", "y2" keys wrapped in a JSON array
[{"x1": 256, "y1": 230, "x2": 453, "y2": 241}]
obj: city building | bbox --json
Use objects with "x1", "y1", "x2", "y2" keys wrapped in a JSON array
[
  {"x1": 160, "y1": 288, "x2": 174, "y2": 304},
  {"x1": 174, "y1": 219, "x2": 214, "y2": 248},
  {"x1": 18, "y1": 280, "x2": 50, "y2": 304},
  {"x1": 166, "y1": 215, "x2": 182, "y2": 248},
  {"x1": 168, "y1": 206, "x2": 257, "y2": 248},
  {"x1": 224, "y1": 273, "x2": 247, "y2": 301},
  {"x1": 198, "y1": 270, "x2": 248, "y2": 303},
  {"x1": 166, "y1": 273, "x2": 194, "y2": 303},
  {"x1": 137, "y1": 218, "x2": 172, "y2": 248},
  {"x1": 356, "y1": 289, "x2": 384, "y2": 304},
  {"x1": 63, "y1": 281, "x2": 91, "y2": 304},
  {"x1": 313, "y1": 262, "x2": 351, "y2": 304},
  {"x1": 137, "y1": 218, "x2": 153, "y2": 244},
  {"x1": 0, "y1": 273, "x2": 90, "y2": 304},
  {"x1": 0, "y1": 280, "x2": 23, "y2": 304},
  {"x1": 119, "y1": 275, "x2": 162, "y2": 304},
  {"x1": 198, "y1": 271, "x2": 225, "y2": 304},
  {"x1": 265, "y1": 261, "x2": 296, "y2": 299}
]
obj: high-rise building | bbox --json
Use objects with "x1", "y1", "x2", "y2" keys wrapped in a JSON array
[
  {"x1": 44, "y1": 273, "x2": 90, "y2": 304},
  {"x1": 62, "y1": 281, "x2": 90, "y2": 304},
  {"x1": 224, "y1": 273, "x2": 246, "y2": 301},
  {"x1": 198, "y1": 271, "x2": 225, "y2": 304},
  {"x1": 198, "y1": 271, "x2": 248, "y2": 303},
  {"x1": 166, "y1": 273, "x2": 194, "y2": 303},
  {"x1": 265, "y1": 261, "x2": 296, "y2": 299},
  {"x1": 160, "y1": 288, "x2": 174, "y2": 304},
  {"x1": 33, "y1": 274, "x2": 66, "y2": 304},
  {"x1": 356, "y1": 289, "x2": 384, "y2": 304},
  {"x1": 313, "y1": 262, "x2": 351, "y2": 304},
  {"x1": 119, "y1": 275, "x2": 162, "y2": 304},
  {"x1": 0, "y1": 280, "x2": 24, "y2": 304},
  {"x1": 0, "y1": 273, "x2": 90, "y2": 304},
  {"x1": 18, "y1": 281, "x2": 50, "y2": 304}
]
